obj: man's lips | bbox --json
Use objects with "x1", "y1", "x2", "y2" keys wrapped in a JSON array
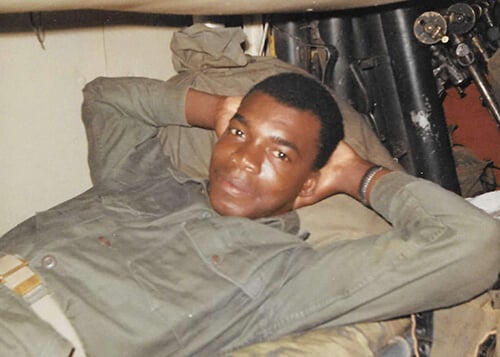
[{"x1": 213, "y1": 173, "x2": 253, "y2": 197}]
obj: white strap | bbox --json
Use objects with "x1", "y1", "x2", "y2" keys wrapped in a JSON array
[
  {"x1": 0, "y1": 254, "x2": 86, "y2": 357},
  {"x1": 32, "y1": 294, "x2": 86, "y2": 357}
]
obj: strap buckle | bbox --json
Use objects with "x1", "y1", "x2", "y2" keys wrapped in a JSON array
[{"x1": 0, "y1": 254, "x2": 42, "y2": 296}]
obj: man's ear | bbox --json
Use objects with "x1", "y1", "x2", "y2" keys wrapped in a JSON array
[
  {"x1": 298, "y1": 171, "x2": 320, "y2": 198},
  {"x1": 293, "y1": 171, "x2": 323, "y2": 210}
]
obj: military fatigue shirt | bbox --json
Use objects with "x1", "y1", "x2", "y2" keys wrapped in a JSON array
[{"x1": 0, "y1": 77, "x2": 499, "y2": 357}]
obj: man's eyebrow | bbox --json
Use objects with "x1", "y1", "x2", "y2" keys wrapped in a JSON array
[
  {"x1": 271, "y1": 136, "x2": 299, "y2": 153},
  {"x1": 232, "y1": 113, "x2": 248, "y2": 125},
  {"x1": 232, "y1": 113, "x2": 299, "y2": 154}
]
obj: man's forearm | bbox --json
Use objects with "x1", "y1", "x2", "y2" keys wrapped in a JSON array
[
  {"x1": 371, "y1": 171, "x2": 500, "y2": 304},
  {"x1": 185, "y1": 88, "x2": 223, "y2": 129},
  {"x1": 278, "y1": 171, "x2": 499, "y2": 332},
  {"x1": 333, "y1": 161, "x2": 392, "y2": 207},
  {"x1": 293, "y1": 141, "x2": 393, "y2": 209},
  {"x1": 185, "y1": 89, "x2": 243, "y2": 137}
]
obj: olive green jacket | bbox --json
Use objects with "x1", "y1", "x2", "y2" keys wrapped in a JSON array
[{"x1": 0, "y1": 76, "x2": 498, "y2": 357}]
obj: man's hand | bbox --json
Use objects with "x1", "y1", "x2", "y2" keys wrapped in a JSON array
[
  {"x1": 293, "y1": 141, "x2": 391, "y2": 209},
  {"x1": 214, "y1": 95, "x2": 243, "y2": 137},
  {"x1": 185, "y1": 88, "x2": 242, "y2": 135}
]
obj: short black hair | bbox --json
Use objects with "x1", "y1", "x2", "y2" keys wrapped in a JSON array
[{"x1": 246, "y1": 72, "x2": 344, "y2": 170}]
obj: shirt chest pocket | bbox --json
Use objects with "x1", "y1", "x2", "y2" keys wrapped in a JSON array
[{"x1": 129, "y1": 216, "x2": 306, "y2": 346}]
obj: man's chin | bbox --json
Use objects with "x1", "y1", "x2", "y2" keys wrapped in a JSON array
[
  {"x1": 208, "y1": 180, "x2": 253, "y2": 217},
  {"x1": 210, "y1": 198, "x2": 252, "y2": 218}
]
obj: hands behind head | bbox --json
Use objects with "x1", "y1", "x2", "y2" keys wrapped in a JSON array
[
  {"x1": 211, "y1": 95, "x2": 391, "y2": 210},
  {"x1": 293, "y1": 141, "x2": 389, "y2": 209},
  {"x1": 214, "y1": 95, "x2": 244, "y2": 137},
  {"x1": 184, "y1": 90, "x2": 242, "y2": 132}
]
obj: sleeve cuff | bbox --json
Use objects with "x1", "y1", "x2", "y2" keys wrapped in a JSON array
[
  {"x1": 157, "y1": 78, "x2": 192, "y2": 127},
  {"x1": 369, "y1": 171, "x2": 418, "y2": 220}
]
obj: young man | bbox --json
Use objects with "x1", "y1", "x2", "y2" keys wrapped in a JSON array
[{"x1": 0, "y1": 73, "x2": 498, "y2": 356}]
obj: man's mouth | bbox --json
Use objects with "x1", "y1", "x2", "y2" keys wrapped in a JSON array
[{"x1": 213, "y1": 173, "x2": 252, "y2": 197}]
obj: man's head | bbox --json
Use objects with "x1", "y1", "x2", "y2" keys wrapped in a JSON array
[{"x1": 209, "y1": 72, "x2": 344, "y2": 218}]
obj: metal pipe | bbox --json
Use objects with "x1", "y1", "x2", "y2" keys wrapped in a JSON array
[
  {"x1": 271, "y1": 17, "x2": 308, "y2": 70},
  {"x1": 382, "y1": 6, "x2": 461, "y2": 193},
  {"x1": 468, "y1": 63, "x2": 500, "y2": 128}
]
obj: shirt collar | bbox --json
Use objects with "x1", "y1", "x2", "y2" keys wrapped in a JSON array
[{"x1": 255, "y1": 211, "x2": 301, "y2": 236}]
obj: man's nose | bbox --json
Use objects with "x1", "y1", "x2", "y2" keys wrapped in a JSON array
[{"x1": 230, "y1": 144, "x2": 262, "y2": 173}]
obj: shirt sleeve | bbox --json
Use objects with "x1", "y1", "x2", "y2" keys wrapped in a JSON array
[
  {"x1": 81, "y1": 77, "x2": 191, "y2": 185},
  {"x1": 261, "y1": 172, "x2": 500, "y2": 338}
]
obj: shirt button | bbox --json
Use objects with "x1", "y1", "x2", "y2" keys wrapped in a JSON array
[{"x1": 41, "y1": 255, "x2": 57, "y2": 269}]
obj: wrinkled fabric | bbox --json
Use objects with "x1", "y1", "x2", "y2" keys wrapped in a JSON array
[
  {"x1": 225, "y1": 318, "x2": 410, "y2": 357},
  {"x1": 171, "y1": 24, "x2": 248, "y2": 73},
  {"x1": 0, "y1": 76, "x2": 498, "y2": 357},
  {"x1": 430, "y1": 292, "x2": 500, "y2": 357}
]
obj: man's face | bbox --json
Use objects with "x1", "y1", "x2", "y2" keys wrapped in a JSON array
[{"x1": 208, "y1": 91, "x2": 321, "y2": 218}]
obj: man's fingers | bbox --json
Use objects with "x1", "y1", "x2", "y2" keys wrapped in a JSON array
[{"x1": 215, "y1": 96, "x2": 243, "y2": 137}]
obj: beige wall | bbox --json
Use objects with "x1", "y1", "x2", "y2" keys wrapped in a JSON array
[{"x1": 0, "y1": 15, "x2": 183, "y2": 235}]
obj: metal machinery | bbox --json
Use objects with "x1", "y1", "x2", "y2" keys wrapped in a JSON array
[
  {"x1": 269, "y1": 0, "x2": 500, "y2": 194},
  {"x1": 269, "y1": 5, "x2": 500, "y2": 355}
]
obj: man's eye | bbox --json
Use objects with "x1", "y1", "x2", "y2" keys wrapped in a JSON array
[
  {"x1": 229, "y1": 128, "x2": 244, "y2": 137},
  {"x1": 273, "y1": 150, "x2": 289, "y2": 161}
]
